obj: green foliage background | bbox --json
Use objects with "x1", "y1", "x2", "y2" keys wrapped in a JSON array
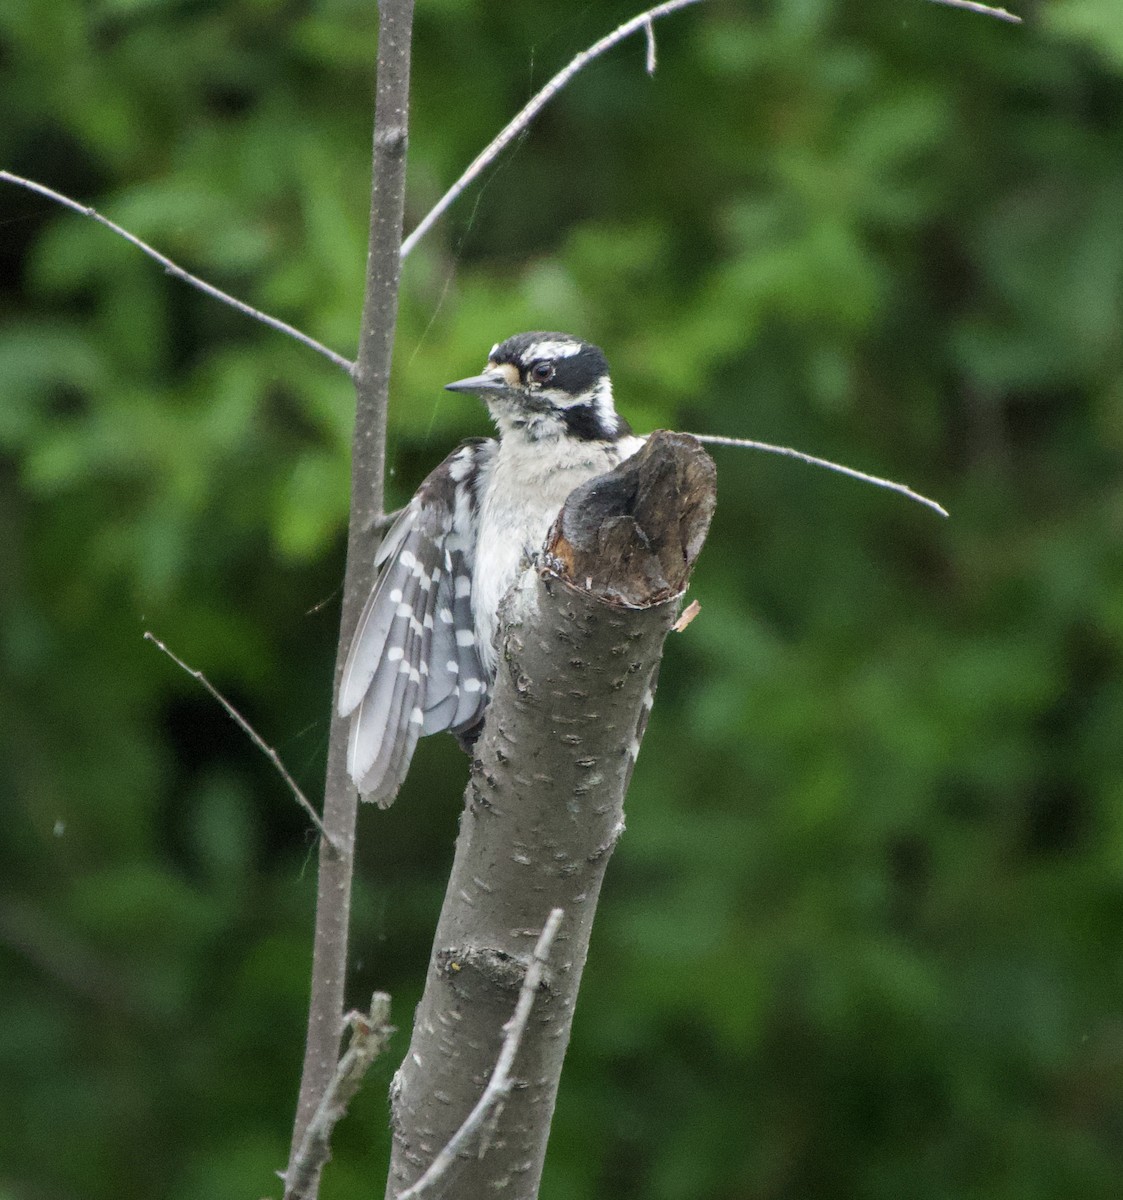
[{"x1": 2, "y1": 0, "x2": 1122, "y2": 1197}]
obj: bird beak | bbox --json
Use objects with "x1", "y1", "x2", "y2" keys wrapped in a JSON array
[{"x1": 444, "y1": 368, "x2": 511, "y2": 395}]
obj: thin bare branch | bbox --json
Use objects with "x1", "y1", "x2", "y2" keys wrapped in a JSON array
[
  {"x1": 0, "y1": 895, "x2": 151, "y2": 1020},
  {"x1": 399, "y1": 0, "x2": 703, "y2": 260},
  {"x1": 284, "y1": 994, "x2": 395, "y2": 1200},
  {"x1": 924, "y1": 0, "x2": 1022, "y2": 22},
  {"x1": 143, "y1": 631, "x2": 338, "y2": 850},
  {"x1": 0, "y1": 170, "x2": 354, "y2": 374},
  {"x1": 287, "y1": 1, "x2": 415, "y2": 1191},
  {"x1": 688, "y1": 433, "x2": 949, "y2": 519},
  {"x1": 397, "y1": 909, "x2": 566, "y2": 1200}
]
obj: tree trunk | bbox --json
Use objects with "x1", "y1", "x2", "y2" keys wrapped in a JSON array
[{"x1": 385, "y1": 431, "x2": 716, "y2": 1199}]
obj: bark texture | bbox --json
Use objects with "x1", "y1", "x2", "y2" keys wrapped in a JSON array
[{"x1": 385, "y1": 432, "x2": 715, "y2": 1200}]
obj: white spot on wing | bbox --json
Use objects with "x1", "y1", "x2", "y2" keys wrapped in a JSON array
[{"x1": 449, "y1": 451, "x2": 473, "y2": 483}]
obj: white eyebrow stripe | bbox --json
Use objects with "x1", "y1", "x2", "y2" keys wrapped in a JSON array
[{"x1": 525, "y1": 339, "x2": 582, "y2": 359}]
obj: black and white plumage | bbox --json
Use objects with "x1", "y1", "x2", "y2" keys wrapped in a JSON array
[{"x1": 338, "y1": 331, "x2": 644, "y2": 806}]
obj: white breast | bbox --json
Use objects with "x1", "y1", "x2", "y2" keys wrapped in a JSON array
[{"x1": 472, "y1": 434, "x2": 644, "y2": 674}]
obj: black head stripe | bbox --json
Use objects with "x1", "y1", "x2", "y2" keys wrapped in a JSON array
[
  {"x1": 561, "y1": 402, "x2": 632, "y2": 441},
  {"x1": 549, "y1": 346, "x2": 609, "y2": 396}
]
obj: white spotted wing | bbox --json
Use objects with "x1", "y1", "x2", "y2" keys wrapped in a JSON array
[{"x1": 338, "y1": 439, "x2": 495, "y2": 806}]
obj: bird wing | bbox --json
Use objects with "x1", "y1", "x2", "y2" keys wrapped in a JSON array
[{"x1": 339, "y1": 439, "x2": 494, "y2": 806}]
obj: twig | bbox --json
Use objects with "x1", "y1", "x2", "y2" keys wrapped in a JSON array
[
  {"x1": 370, "y1": 505, "x2": 404, "y2": 534},
  {"x1": 284, "y1": 994, "x2": 395, "y2": 1200},
  {"x1": 688, "y1": 433, "x2": 949, "y2": 518},
  {"x1": 398, "y1": 909, "x2": 566, "y2": 1200},
  {"x1": 0, "y1": 170, "x2": 354, "y2": 375},
  {"x1": 0, "y1": 895, "x2": 150, "y2": 1020},
  {"x1": 143, "y1": 631, "x2": 338, "y2": 850},
  {"x1": 924, "y1": 0, "x2": 1022, "y2": 22},
  {"x1": 399, "y1": 0, "x2": 703, "y2": 259}
]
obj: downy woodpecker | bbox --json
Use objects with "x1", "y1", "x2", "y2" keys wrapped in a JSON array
[{"x1": 338, "y1": 331, "x2": 644, "y2": 805}]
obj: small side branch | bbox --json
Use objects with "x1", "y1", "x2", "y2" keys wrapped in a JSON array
[
  {"x1": 688, "y1": 433, "x2": 949, "y2": 518},
  {"x1": 399, "y1": 0, "x2": 704, "y2": 259},
  {"x1": 0, "y1": 894, "x2": 149, "y2": 1020},
  {"x1": 0, "y1": 170, "x2": 354, "y2": 375},
  {"x1": 924, "y1": 0, "x2": 1022, "y2": 22},
  {"x1": 284, "y1": 994, "x2": 395, "y2": 1200},
  {"x1": 143, "y1": 631, "x2": 337, "y2": 851},
  {"x1": 643, "y1": 17, "x2": 658, "y2": 75},
  {"x1": 398, "y1": 910, "x2": 565, "y2": 1200}
]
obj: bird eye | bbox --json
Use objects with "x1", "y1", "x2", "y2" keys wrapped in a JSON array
[{"x1": 529, "y1": 361, "x2": 554, "y2": 383}]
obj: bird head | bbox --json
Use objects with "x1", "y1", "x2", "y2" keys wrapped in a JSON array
[{"x1": 445, "y1": 331, "x2": 631, "y2": 442}]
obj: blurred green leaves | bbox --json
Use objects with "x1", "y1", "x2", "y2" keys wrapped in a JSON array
[{"x1": 2, "y1": 1, "x2": 1122, "y2": 1199}]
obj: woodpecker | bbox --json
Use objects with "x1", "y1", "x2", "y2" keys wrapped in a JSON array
[{"x1": 338, "y1": 331, "x2": 645, "y2": 805}]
